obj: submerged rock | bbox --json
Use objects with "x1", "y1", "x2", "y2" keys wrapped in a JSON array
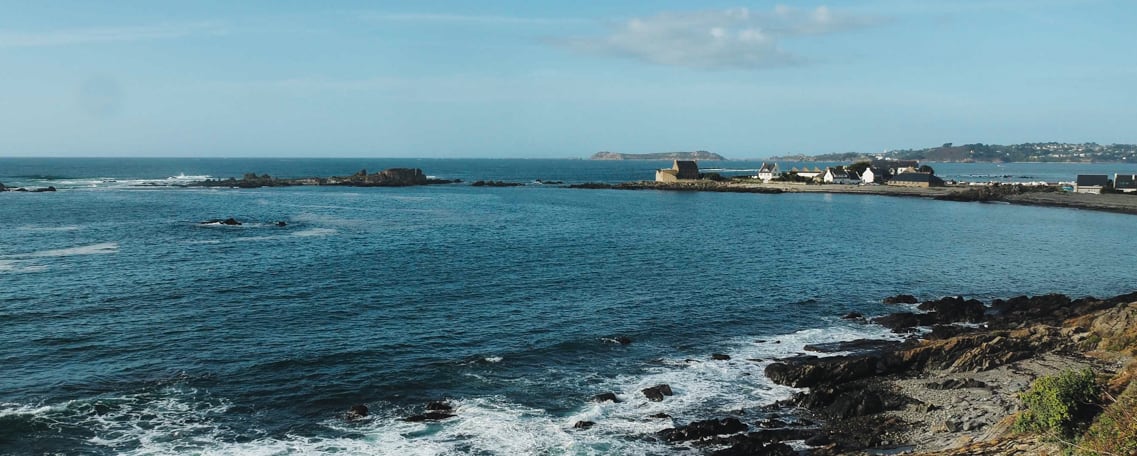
[
  {"x1": 573, "y1": 421, "x2": 595, "y2": 429},
  {"x1": 345, "y1": 404, "x2": 369, "y2": 420},
  {"x1": 404, "y1": 412, "x2": 456, "y2": 422},
  {"x1": 883, "y1": 294, "x2": 919, "y2": 304},
  {"x1": 711, "y1": 353, "x2": 732, "y2": 361}
]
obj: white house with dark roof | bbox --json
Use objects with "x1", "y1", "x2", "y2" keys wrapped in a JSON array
[
  {"x1": 756, "y1": 163, "x2": 779, "y2": 182},
  {"x1": 1074, "y1": 175, "x2": 1110, "y2": 194},
  {"x1": 821, "y1": 167, "x2": 861, "y2": 184}
]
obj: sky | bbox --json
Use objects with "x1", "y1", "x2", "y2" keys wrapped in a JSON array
[{"x1": 1, "y1": 0, "x2": 1135, "y2": 158}]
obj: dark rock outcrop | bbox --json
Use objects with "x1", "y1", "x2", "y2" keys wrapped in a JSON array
[
  {"x1": 657, "y1": 417, "x2": 747, "y2": 442},
  {"x1": 918, "y1": 296, "x2": 987, "y2": 323},
  {"x1": 201, "y1": 218, "x2": 242, "y2": 226},
  {"x1": 346, "y1": 404, "x2": 369, "y2": 420},
  {"x1": 405, "y1": 401, "x2": 457, "y2": 422},
  {"x1": 592, "y1": 392, "x2": 619, "y2": 403},
  {"x1": 711, "y1": 353, "x2": 732, "y2": 361},
  {"x1": 765, "y1": 355, "x2": 880, "y2": 388},
  {"x1": 471, "y1": 180, "x2": 524, "y2": 187},
  {"x1": 642, "y1": 384, "x2": 673, "y2": 402},
  {"x1": 573, "y1": 421, "x2": 595, "y2": 429},
  {"x1": 871, "y1": 312, "x2": 927, "y2": 332},
  {"x1": 883, "y1": 294, "x2": 919, "y2": 305}
]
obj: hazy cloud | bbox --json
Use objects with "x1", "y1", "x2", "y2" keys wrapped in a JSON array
[
  {"x1": 561, "y1": 6, "x2": 886, "y2": 69},
  {"x1": 362, "y1": 12, "x2": 585, "y2": 26},
  {"x1": 0, "y1": 22, "x2": 225, "y2": 47}
]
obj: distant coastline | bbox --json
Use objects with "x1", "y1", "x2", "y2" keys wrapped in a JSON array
[
  {"x1": 590, "y1": 151, "x2": 725, "y2": 161},
  {"x1": 771, "y1": 141, "x2": 1137, "y2": 163}
]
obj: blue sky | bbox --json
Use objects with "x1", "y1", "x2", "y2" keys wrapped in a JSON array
[{"x1": 1, "y1": 1, "x2": 1134, "y2": 158}]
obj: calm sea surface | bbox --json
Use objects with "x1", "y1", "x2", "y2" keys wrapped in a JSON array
[{"x1": 2, "y1": 158, "x2": 1135, "y2": 455}]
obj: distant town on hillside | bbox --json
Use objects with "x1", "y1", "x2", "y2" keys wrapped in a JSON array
[
  {"x1": 591, "y1": 151, "x2": 726, "y2": 160},
  {"x1": 772, "y1": 142, "x2": 1137, "y2": 163}
]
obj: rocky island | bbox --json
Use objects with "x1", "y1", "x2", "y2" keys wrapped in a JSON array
[
  {"x1": 590, "y1": 151, "x2": 726, "y2": 160},
  {"x1": 190, "y1": 168, "x2": 458, "y2": 188}
]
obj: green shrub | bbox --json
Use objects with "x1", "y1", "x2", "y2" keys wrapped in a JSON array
[
  {"x1": 1078, "y1": 380, "x2": 1137, "y2": 456},
  {"x1": 1015, "y1": 369, "x2": 1102, "y2": 438}
]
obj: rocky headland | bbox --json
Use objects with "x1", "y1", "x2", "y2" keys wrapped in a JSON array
[{"x1": 632, "y1": 291, "x2": 1137, "y2": 455}]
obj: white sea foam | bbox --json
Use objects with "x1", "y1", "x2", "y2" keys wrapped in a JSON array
[
  {"x1": 5, "y1": 322, "x2": 898, "y2": 455},
  {"x1": 2, "y1": 242, "x2": 119, "y2": 259},
  {"x1": 16, "y1": 225, "x2": 82, "y2": 232},
  {"x1": 484, "y1": 356, "x2": 504, "y2": 363},
  {"x1": 292, "y1": 228, "x2": 337, "y2": 237},
  {"x1": 0, "y1": 260, "x2": 48, "y2": 273}
]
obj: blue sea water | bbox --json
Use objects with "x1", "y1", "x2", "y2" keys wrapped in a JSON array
[{"x1": 1, "y1": 158, "x2": 1136, "y2": 455}]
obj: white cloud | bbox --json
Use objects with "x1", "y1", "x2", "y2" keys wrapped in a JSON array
[
  {"x1": 0, "y1": 22, "x2": 225, "y2": 48},
  {"x1": 561, "y1": 6, "x2": 885, "y2": 70}
]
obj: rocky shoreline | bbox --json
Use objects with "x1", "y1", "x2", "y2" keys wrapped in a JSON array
[
  {"x1": 570, "y1": 180, "x2": 1137, "y2": 216},
  {"x1": 634, "y1": 291, "x2": 1137, "y2": 455}
]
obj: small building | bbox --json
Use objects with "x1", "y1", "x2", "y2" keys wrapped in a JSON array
[
  {"x1": 1074, "y1": 175, "x2": 1110, "y2": 194},
  {"x1": 1114, "y1": 174, "x2": 1137, "y2": 193},
  {"x1": 887, "y1": 172, "x2": 944, "y2": 188},
  {"x1": 821, "y1": 167, "x2": 861, "y2": 184},
  {"x1": 796, "y1": 166, "x2": 823, "y2": 179},
  {"x1": 655, "y1": 160, "x2": 700, "y2": 182},
  {"x1": 756, "y1": 163, "x2": 779, "y2": 182},
  {"x1": 861, "y1": 167, "x2": 887, "y2": 184},
  {"x1": 872, "y1": 159, "x2": 920, "y2": 177}
]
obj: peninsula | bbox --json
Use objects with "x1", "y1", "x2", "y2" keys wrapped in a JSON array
[{"x1": 590, "y1": 151, "x2": 725, "y2": 161}]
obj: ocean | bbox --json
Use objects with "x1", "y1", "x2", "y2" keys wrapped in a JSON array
[{"x1": 2, "y1": 158, "x2": 1136, "y2": 455}]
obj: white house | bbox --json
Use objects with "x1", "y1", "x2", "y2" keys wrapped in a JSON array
[
  {"x1": 821, "y1": 167, "x2": 861, "y2": 184},
  {"x1": 756, "y1": 163, "x2": 779, "y2": 182},
  {"x1": 861, "y1": 167, "x2": 881, "y2": 184}
]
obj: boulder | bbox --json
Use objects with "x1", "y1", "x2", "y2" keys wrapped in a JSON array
[
  {"x1": 592, "y1": 392, "x2": 619, "y2": 403},
  {"x1": 642, "y1": 384, "x2": 673, "y2": 402},
  {"x1": 883, "y1": 294, "x2": 919, "y2": 305},
  {"x1": 711, "y1": 353, "x2": 732, "y2": 361},
  {"x1": 841, "y1": 311, "x2": 865, "y2": 321},
  {"x1": 426, "y1": 401, "x2": 453, "y2": 412},
  {"x1": 573, "y1": 421, "x2": 595, "y2": 429},
  {"x1": 657, "y1": 417, "x2": 747, "y2": 442}
]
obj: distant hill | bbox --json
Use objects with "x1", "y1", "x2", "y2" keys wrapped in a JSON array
[
  {"x1": 591, "y1": 151, "x2": 726, "y2": 161},
  {"x1": 772, "y1": 142, "x2": 1137, "y2": 163}
]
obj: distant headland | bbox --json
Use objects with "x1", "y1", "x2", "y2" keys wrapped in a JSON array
[
  {"x1": 771, "y1": 142, "x2": 1137, "y2": 163},
  {"x1": 590, "y1": 151, "x2": 725, "y2": 161}
]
